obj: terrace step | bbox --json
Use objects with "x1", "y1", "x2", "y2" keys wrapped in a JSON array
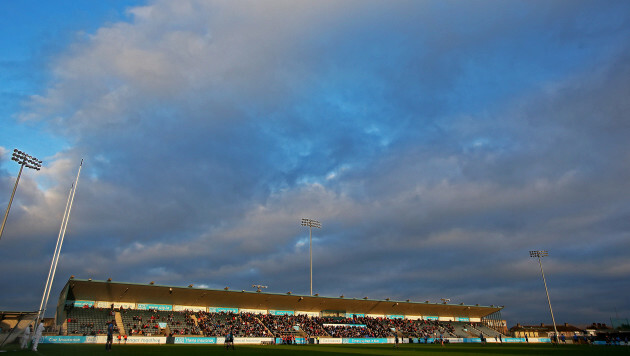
[{"x1": 115, "y1": 311, "x2": 125, "y2": 335}]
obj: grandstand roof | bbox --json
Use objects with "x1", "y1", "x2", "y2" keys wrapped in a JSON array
[{"x1": 59, "y1": 278, "x2": 502, "y2": 318}]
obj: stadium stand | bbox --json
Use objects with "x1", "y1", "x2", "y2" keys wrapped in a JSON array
[{"x1": 50, "y1": 278, "x2": 507, "y2": 341}]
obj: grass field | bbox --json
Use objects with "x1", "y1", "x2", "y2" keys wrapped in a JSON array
[{"x1": 2, "y1": 343, "x2": 629, "y2": 355}]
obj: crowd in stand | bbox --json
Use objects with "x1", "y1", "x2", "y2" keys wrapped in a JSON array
[
  {"x1": 297, "y1": 315, "x2": 328, "y2": 336},
  {"x1": 120, "y1": 309, "x2": 201, "y2": 336},
  {"x1": 66, "y1": 306, "x2": 485, "y2": 339},
  {"x1": 318, "y1": 316, "x2": 389, "y2": 338},
  {"x1": 170, "y1": 310, "x2": 201, "y2": 335},
  {"x1": 385, "y1": 318, "x2": 455, "y2": 338},
  {"x1": 195, "y1": 311, "x2": 273, "y2": 338},
  {"x1": 258, "y1": 314, "x2": 299, "y2": 336},
  {"x1": 240, "y1": 313, "x2": 274, "y2": 337},
  {"x1": 125, "y1": 318, "x2": 159, "y2": 335}
]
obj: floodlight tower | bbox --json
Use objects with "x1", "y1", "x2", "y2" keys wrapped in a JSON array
[
  {"x1": 529, "y1": 250, "x2": 559, "y2": 342},
  {"x1": 0, "y1": 149, "x2": 42, "y2": 243},
  {"x1": 301, "y1": 218, "x2": 321, "y2": 296}
]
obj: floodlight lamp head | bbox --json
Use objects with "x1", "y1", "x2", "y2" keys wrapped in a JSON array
[
  {"x1": 530, "y1": 250, "x2": 548, "y2": 258},
  {"x1": 301, "y1": 218, "x2": 321, "y2": 228}
]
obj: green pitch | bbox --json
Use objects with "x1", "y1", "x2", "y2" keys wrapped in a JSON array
[{"x1": 3, "y1": 343, "x2": 629, "y2": 355}]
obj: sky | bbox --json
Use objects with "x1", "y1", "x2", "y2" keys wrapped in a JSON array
[{"x1": 1, "y1": 0, "x2": 629, "y2": 327}]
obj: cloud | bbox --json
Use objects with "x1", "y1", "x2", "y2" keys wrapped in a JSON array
[{"x1": 2, "y1": 0, "x2": 630, "y2": 325}]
